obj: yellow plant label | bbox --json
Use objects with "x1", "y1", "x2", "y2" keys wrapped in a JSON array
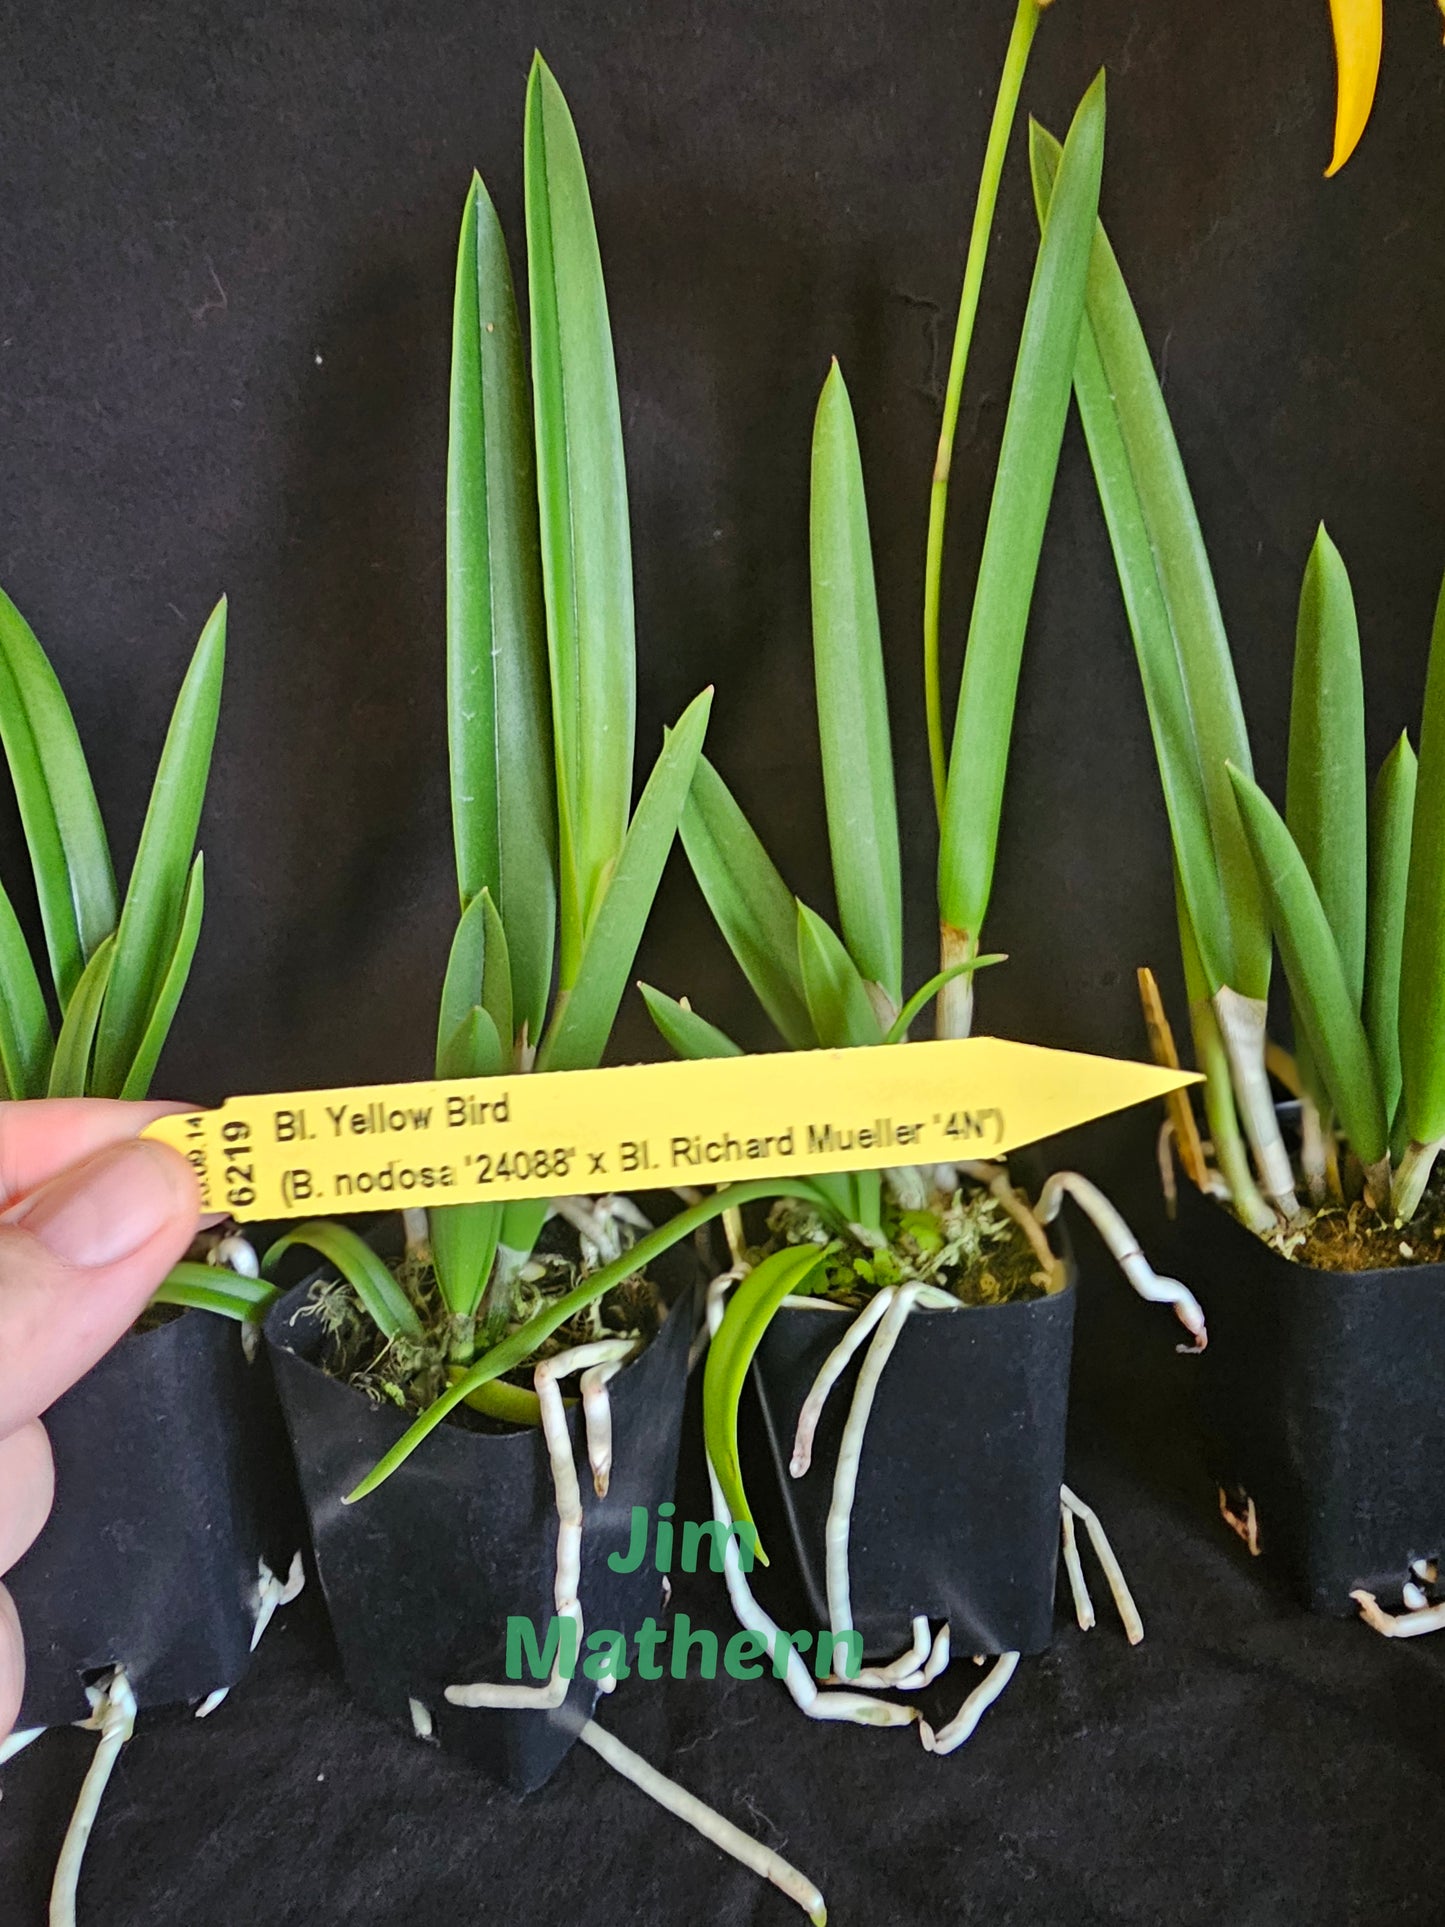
[{"x1": 143, "y1": 1036, "x2": 1198, "y2": 1221}]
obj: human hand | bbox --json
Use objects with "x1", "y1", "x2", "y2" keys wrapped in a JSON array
[{"x1": 0, "y1": 1101, "x2": 201, "y2": 1738}]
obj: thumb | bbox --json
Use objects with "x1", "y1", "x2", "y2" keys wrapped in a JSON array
[{"x1": 0, "y1": 1138, "x2": 200, "y2": 1438}]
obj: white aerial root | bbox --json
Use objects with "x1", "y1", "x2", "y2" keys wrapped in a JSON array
[
  {"x1": 823, "y1": 1283, "x2": 955, "y2": 1638},
  {"x1": 1059, "y1": 1485, "x2": 1143, "y2": 1645},
  {"x1": 445, "y1": 1337, "x2": 635, "y2": 1712},
  {"x1": 1218, "y1": 1489, "x2": 1261, "y2": 1555},
  {"x1": 0, "y1": 1723, "x2": 43, "y2": 1765},
  {"x1": 49, "y1": 1667, "x2": 137, "y2": 1927},
  {"x1": 701, "y1": 1276, "x2": 912, "y2": 1730},
  {"x1": 208, "y1": 1231, "x2": 260, "y2": 1277},
  {"x1": 920, "y1": 1652, "x2": 1020, "y2": 1757},
  {"x1": 580, "y1": 1360, "x2": 626, "y2": 1497},
  {"x1": 1060, "y1": 1504, "x2": 1095, "y2": 1632},
  {"x1": 194, "y1": 1548, "x2": 308, "y2": 1719},
  {"x1": 551, "y1": 1194, "x2": 652, "y2": 1269},
  {"x1": 250, "y1": 1549, "x2": 306, "y2": 1654},
  {"x1": 789, "y1": 1290, "x2": 892, "y2": 1479},
  {"x1": 1351, "y1": 1590, "x2": 1445, "y2": 1638},
  {"x1": 578, "y1": 1718, "x2": 827, "y2": 1926},
  {"x1": 1034, "y1": 1172, "x2": 1208, "y2": 1353}
]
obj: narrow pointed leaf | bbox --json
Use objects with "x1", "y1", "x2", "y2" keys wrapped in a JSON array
[
  {"x1": 448, "y1": 174, "x2": 555, "y2": 1044},
  {"x1": 479, "y1": 888, "x2": 515, "y2": 1059},
  {"x1": 1031, "y1": 121, "x2": 1271, "y2": 1002},
  {"x1": 438, "y1": 889, "x2": 489, "y2": 1077},
  {"x1": 47, "y1": 934, "x2": 114, "y2": 1098},
  {"x1": 1400, "y1": 574, "x2": 1445, "y2": 1143},
  {"x1": 1286, "y1": 526, "x2": 1367, "y2": 1002},
  {"x1": 431, "y1": 1200, "x2": 503, "y2": 1324},
  {"x1": 884, "y1": 955, "x2": 1005, "y2": 1044},
  {"x1": 1365, "y1": 732, "x2": 1416, "y2": 1125},
  {"x1": 0, "y1": 586, "x2": 117, "y2": 1006},
  {"x1": 937, "y1": 72, "x2": 1104, "y2": 945},
  {"x1": 263, "y1": 1219, "x2": 423, "y2": 1344},
  {"x1": 1229, "y1": 765, "x2": 1386, "y2": 1166},
  {"x1": 93, "y1": 599, "x2": 224, "y2": 1094},
  {"x1": 118, "y1": 852, "x2": 205, "y2": 1099},
  {"x1": 703, "y1": 1244, "x2": 828, "y2": 1550},
  {"x1": 537, "y1": 688, "x2": 711, "y2": 1074},
  {"x1": 0, "y1": 878, "x2": 52, "y2": 1098},
  {"x1": 680, "y1": 755, "x2": 817, "y2": 1050},
  {"x1": 639, "y1": 984, "x2": 742, "y2": 1059},
  {"x1": 438, "y1": 1004, "x2": 505, "y2": 1081},
  {"x1": 150, "y1": 1262, "x2": 278, "y2": 1324},
  {"x1": 526, "y1": 54, "x2": 634, "y2": 972},
  {"x1": 810, "y1": 360, "x2": 902, "y2": 1005},
  {"x1": 796, "y1": 903, "x2": 884, "y2": 1050}
]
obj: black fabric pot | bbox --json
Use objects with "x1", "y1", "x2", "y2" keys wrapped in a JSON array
[
  {"x1": 1177, "y1": 1178, "x2": 1445, "y2": 1613},
  {"x1": 264, "y1": 1251, "x2": 697, "y2": 1795},
  {"x1": 750, "y1": 1271, "x2": 1076, "y2": 1660},
  {"x1": 9, "y1": 1308, "x2": 302, "y2": 1728}
]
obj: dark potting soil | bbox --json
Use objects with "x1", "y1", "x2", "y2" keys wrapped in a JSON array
[{"x1": 1263, "y1": 1188, "x2": 1445, "y2": 1274}]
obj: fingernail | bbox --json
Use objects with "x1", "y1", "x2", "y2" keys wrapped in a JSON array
[{"x1": 8, "y1": 1140, "x2": 197, "y2": 1268}]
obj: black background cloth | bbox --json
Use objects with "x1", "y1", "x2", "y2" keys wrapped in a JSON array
[{"x1": 4, "y1": 0, "x2": 1445, "y2": 1918}]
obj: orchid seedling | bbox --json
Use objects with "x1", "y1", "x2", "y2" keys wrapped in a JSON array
[
  {"x1": 0, "y1": 588, "x2": 261, "y2": 1322},
  {"x1": 1033, "y1": 119, "x2": 1445, "y2": 1238},
  {"x1": 644, "y1": 6, "x2": 1200, "y2": 1752},
  {"x1": 0, "y1": 586, "x2": 297, "y2": 1922},
  {"x1": 256, "y1": 60, "x2": 841, "y2": 1914},
  {"x1": 263, "y1": 57, "x2": 841, "y2": 1478}
]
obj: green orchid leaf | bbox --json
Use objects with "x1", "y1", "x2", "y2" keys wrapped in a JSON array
[
  {"x1": 680, "y1": 754, "x2": 817, "y2": 1050},
  {"x1": 346, "y1": 1176, "x2": 841, "y2": 1501},
  {"x1": 795, "y1": 902, "x2": 884, "y2": 1050},
  {"x1": 1287, "y1": 526, "x2": 1368, "y2": 1003},
  {"x1": 0, "y1": 876, "x2": 53, "y2": 1099},
  {"x1": 263, "y1": 1219, "x2": 424, "y2": 1344},
  {"x1": 92, "y1": 599, "x2": 225, "y2": 1096},
  {"x1": 525, "y1": 54, "x2": 634, "y2": 982},
  {"x1": 1030, "y1": 120, "x2": 1270, "y2": 1004},
  {"x1": 537, "y1": 688, "x2": 712, "y2": 1074},
  {"x1": 703, "y1": 1244, "x2": 828, "y2": 1557},
  {"x1": 937, "y1": 72, "x2": 1104, "y2": 949},
  {"x1": 119, "y1": 852, "x2": 204, "y2": 1100},
  {"x1": 431, "y1": 1199, "x2": 504, "y2": 1326},
  {"x1": 47, "y1": 933, "x2": 114, "y2": 1098},
  {"x1": 448, "y1": 173, "x2": 555, "y2": 1046},
  {"x1": 884, "y1": 954, "x2": 1006, "y2": 1044},
  {"x1": 437, "y1": 889, "x2": 488, "y2": 1076},
  {"x1": 437, "y1": 1004, "x2": 505, "y2": 1082},
  {"x1": 810, "y1": 359, "x2": 902, "y2": 1007},
  {"x1": 479, "y1": 888, "x2": 515, "y2": 1060},
  {"x1": 150, "y1": 1260, "x2": 278, "y2": 1324},
  {"x1": 639, "y1": 984, "x2": 743, "y2": 1059},
  {"x1": 1365, "y1": 732, "x2": 1417, "y2": 1126},
  {"x1": 0, "y1": 585, "x2": 118, "y2": 1008},
  {"x1": 1229, "y1": 764, "x2": 1387, "y2": 1167},
  {"x1": 1400, "y1": 572, "x2": 1445, "y2": 1144}
]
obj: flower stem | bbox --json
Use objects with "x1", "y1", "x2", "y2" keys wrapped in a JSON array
[{"x1": 923, "y1": 0, "x2": 1044, "y2": 821}]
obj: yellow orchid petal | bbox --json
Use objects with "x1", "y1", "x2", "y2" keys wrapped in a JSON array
[{"x1": 1326, "y1": 0, "x2": 1383, "y2": 177}]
